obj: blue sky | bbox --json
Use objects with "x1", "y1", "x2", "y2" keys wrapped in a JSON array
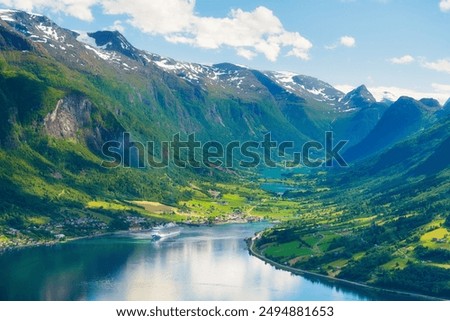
[{"x1": 1, "y1": 0, "x2": 450, "y2": 102}]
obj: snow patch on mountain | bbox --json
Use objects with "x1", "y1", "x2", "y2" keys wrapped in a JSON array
[
  {"x1": 76, "y1": 32, "x2": 126, "y2": 64},
  {"x1": 36, "y1": 23, "x2": 61, "y2": 41},
  {"x1": 76, "y1": 32, "x2": 98, "y2": 48},
  {"x1": 147, "y1": 56, "x2": 245, "y2": 85},
  {"x1": 153, "y1": 58, "x2": 209, "y2": 82},
  {"x1": 0, "y1": 9, "x2": 17, "y2": 22},
  {"x1": 265, "y1": 71, "x2": 344, "y2": 104},
  {"x1": 272, "y1": 71, "x2": 297, "y2": 84},
  {"x1": 308, "y1": 87, "x2": 326, "y2": 97},
  {"x1": 84, "y1": 45, "x2": 111, "y2": 60}
]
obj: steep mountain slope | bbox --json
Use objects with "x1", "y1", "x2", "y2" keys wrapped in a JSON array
[
  {"x1": 0, "y1": 9, "x2": 318, "y2": 147},
  {"x1": 256, "y1": 115, "x2": 450, "y2": 298},
  {"x1": 87, "y1": 30, "x2": 143, "y2": 62},
  {"x1": 344, "y1": 97, "x2": 436, "y2": 161},
  {"x1": 341, "y1": 85, "x2": 376, "y2": 109},
  {"x1": 0, "y1": 9, "x2": 401, "y2": 147},
  {"x1": 331, "y1": 101, "x2": 388, "y2": 147},
  {"x1": 437, "y1": 99, "x2": 450, "y2": 118}
]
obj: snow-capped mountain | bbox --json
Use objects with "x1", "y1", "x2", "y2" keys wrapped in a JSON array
[
  {"x1": 263, "y1": 71, "x2": 345, "y2": 106},
  {"x1": 340, "y1": 85, "x2": 376, "y2": 109},
  {"x1": 1, "y1": 8, "x2": 447, "y2": 154},
  {"x1": 0, "y1": 9, "x2": 356, "y2": 108},
  {"x1": 86, "y1": 30, "x2": 141, "y2": 61},
  {"x1": 1, "y1": 9, "x2": 77, "y2": 47},
  {"x1": 1, "y1": 8, "x2": 448, "y2": 113}
]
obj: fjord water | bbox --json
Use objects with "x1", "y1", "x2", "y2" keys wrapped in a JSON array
[{"x1": 0, "y1": 222, "x2": 389, "y2": 301}]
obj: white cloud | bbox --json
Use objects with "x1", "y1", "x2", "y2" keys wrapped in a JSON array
[
  {"x1": 0, "y1": 0, "x2": 99, "y2": 21},
  {"x1": 334, "y1": 84, "x2": 355, "y2": 93},
  {"x1": 440, "y1": 0, "x2": 450, "y2": 12},
  {"x1": 109, "y1": 3, "x2": 312, "y2": 62},
  {"x1": 339, "y1": 36, "x2": 356, "y2": 47},
  {"x1": 432, "y1": 83, "x2": 450, "y2": 93},
  {"x1": 103, "y1": 0, "x2": 195, "y2": 34},
  {"x1": 325, "y1": 35, "x2": 356, "y2": 50},
  {"x1": 236, "y1": 48, "x2": 257, "y2": 60},
  {"x1": 0, "y1": 0, "x2": 312, "y2": 61},
  {"x1": 389, "y1": 55, "x2": 415, "y2": 65},
  {"x1": 106, "y1": 20, "x2": 125, "y2": 33},
  {"x1": 423, "y1": 58, "x2": 450, "y2": 74},
  {"x1": 324, "y1": 44, "x2": 338, "y2": 50}
]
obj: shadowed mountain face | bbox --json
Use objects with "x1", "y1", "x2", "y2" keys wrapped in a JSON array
[
  {"x1": 419, "y1": 98, "x2": 441, "y2": 109},
  {"x1": 341, "y1": 85, "x2": 376, "y2": 109},
  {"x1": 436, "y1": 99, "x2": 450, "y2": 118},
  {"x1": 344, "y1": 97, "x2": 436, "y2": 161},
  {"x1": 87, "y1": 30, "x2": 142, "y2": 62}
]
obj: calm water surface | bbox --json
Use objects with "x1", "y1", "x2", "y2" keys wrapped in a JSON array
[{"x1": 0, "y1": 223, "x2": 398, "y2": 300}]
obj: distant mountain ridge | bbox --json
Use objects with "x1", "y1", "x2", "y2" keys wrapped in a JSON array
[
  {"x1": 344, "y1": 96, "x2": 437, "y2": 161},
  {"x1": 0, "y1": 8, "x2": 448, "y2": 158}
]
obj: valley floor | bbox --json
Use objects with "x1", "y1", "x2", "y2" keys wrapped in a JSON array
[
  {"x1": 1, "y1": 170, "x2": 449, "y2": 299},
  {"x1": 248, "y1": 231, "x2": 446, "y2": 301}
]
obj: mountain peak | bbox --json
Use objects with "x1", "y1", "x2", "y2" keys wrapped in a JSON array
[
  {"x1": 86, "y1": 30, "x2": 140, "y2": 61},
  {"x1": 341, "y1": 84, "x2": 376, "y2": 109},
  {"x1": 0, "y1": 8, "x2": 43, "y2": 20},
  {"x1": 1, "y1": 9, "x2": 79, "y2": 50},
  {"x1": 355, "y1": 84, "x2": 368, "y2": 91},
  {"x1": 353, "y1": 85, "x2": 374, "y2": 98},
  {"x1": 396, "y1": 96, "x2": 419, "y2": 104},
  {"x1": 390, "y1": 96, "x2": 431, "y2": 118},
  {"x1": 419, "y1": 98, "x2": 441, "y2": 109},
  {"x1": 0, "y1": 8, "x2": 56, "y2": 31}
]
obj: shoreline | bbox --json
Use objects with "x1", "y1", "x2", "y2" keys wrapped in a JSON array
[
  {"x1": 0, "y1": 230, "x2": 129, "y2": 254},
  {"x1": 3, "y1": 222, "x2": 446, "y2": 301},
  {"x1": 0, "y1": 219, "x2": 265, "y2": 253},
  {"x1": 247, "y1": 231, "x2": 446, "y2": 301}
]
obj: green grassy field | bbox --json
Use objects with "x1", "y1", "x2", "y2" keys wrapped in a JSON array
[{"x1": 254, "y1": 167, "x2": 450, "y2": 299}]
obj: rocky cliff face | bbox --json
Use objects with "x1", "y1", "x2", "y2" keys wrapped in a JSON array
[
  {"x1": 43, "y1": 94, "x2": 123, "y2": 151},
  {"x1": 44, "y1": 94, "x2": 92, "y2": 139}
]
